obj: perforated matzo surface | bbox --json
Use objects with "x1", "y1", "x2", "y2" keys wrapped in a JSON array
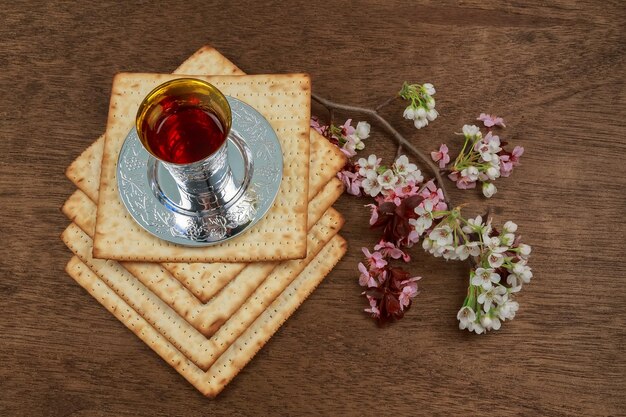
[
  {"x1": 62, "y1": 215, "x2": 344, "y2": 371},
  {"x1": 94, "y1": 72, "x2": 312, "y2": 262},
  {"x1": 63, "y1": 189, "x2": 344, "y2": 337},
  {"x1": 65, "y1": 233, "x2": 346, "y2": 397}
]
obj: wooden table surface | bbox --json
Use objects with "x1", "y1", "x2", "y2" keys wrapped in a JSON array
[{"x1": 1, "y1": 1, "x2": 624, "y2": 416}]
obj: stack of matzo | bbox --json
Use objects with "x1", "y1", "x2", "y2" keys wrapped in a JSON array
[{"x1": 61, "y1": 46, "x2": 347, "y2": 397}]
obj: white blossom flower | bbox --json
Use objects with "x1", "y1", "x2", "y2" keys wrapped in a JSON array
[
  {"x1": 504, "y1": 221, "x2": 518, "y2": 233},
  {"x1": 488, "y1": 252, "x2": 505, "y2": 268},
  {"x1": 499, "y1": 232, "x2": 515, "y2": 247},
  {"x1": 462, "y1": 124, "x2": 481, "y2": 138},
  {"x1": 506, "y1": 274, "x2": 523, "y2": 292},
  {"x1": 394, "y1": 155, "x2": 418, "y2": 177},
  {"x1": 414, "y1": 118, "x2": 428, "y2": 129},
  {"x1": 414, "y1": 199, "x2": 434, "y2": 216},
  {"x1": 422, "y1": 83, "x2": 436, "y2": 96},
  {"x1": 439, "y1": 245, "x2": 457, "y2": 260},
  {"x1": 361, "y1": 170, "x2": 382, "y2": 197},
  {"x1": 403, "y1": 106, "x2": 416, "y2": 120},
  {"x1": 426, "y1": 96, "x2": 436, "y2": 109},
  {"x1": 429, "y1": 225, "x2": 454, "y2": 246},
  {"x1": 377, "y1": 169, "x2": 399, "y2": 190},
  {"x1": 512, "y1": 262, "x2": 533, "y2": 283},
  {"x1": 461, "y1": 166, "x2": 479, "y2": 182},
  {"x1": 404, "y1": 169, "x2": 424, "y2": 184},
  {"x1": 468, "y1": 321, "x2": 485, "y2": 334},
  {"x1": 462, "y1": 215, "x2": 483, "y2": 233},
  {"x1": 457, "y1": 306, "x2": 476, "y2": 330},
  {"x1": 482, "y1": 182, "x2": 497, "y2": 198},
  {"x1": 487, "y1": 134, "x2": 502, "y2": 151},
  {"x1": 486, "y1": 166, "x2": 500, "y2": 180},
  {"x1": 480, "y1": 314, "x2": 501, "y2": 331},
  {"x1": 486, "y1": 236, "x2": 501, "y2": 251},
  {"x1": 426, "y1": 109, "x2": 438, "y2": 121},
  {"x1": 421, "y1": 237, "x2": 433, "y2": 251},
  {"x1": 518, "y1": 243, "x2": 532, "y2": 257},
  {"x1": 471, "y1": 267, "x2": 501, "y2": 290},
  {"x1": 455, "y1": 245, "x2": 471, "y2": 260},
  {"x1": 478, "y1": 285, "x2": 507, "y2": 313},
  {"x1": 497, "y1": 300, "x2": 519, "y2": 321},
  {"x1": 357, "y1": 154, "x2": 380, "y2": 177},
  {"x1": 416, "y1": 107, "x2": 427, "y2": 119},
  {"x1": 466, "y1": 241, "x2": 482, "y2": 256},
  {"x1": 477, "y1": 142, "x2": 496, "y2": 162},
  {"x1": 350, "y1": 135, "x2": 365, "y2": 151},
  {"x1": 355, "y1": 121, "x2": 371, "y2": 140},
  {"x1": 409, "y1": 216, "x2": 432, "y2": 236}
]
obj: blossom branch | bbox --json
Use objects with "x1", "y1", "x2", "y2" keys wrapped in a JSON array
[
  {"x1": 311, "y1": 92, "x2": 451, "y2": 207},
  {"x1": 312, "y1": 87, "x2": 532, "y2": 332}
]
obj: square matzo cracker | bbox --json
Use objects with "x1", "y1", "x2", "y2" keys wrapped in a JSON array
[{"x1": 94, "y1": 73, "x2": 312, "y2": 262}]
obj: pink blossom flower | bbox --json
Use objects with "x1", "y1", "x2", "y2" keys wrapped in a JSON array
[
  {"x1": 511, "y1": 146, "x2": 524, "y2": 164},
  {"x1": 340, "y1": 136, "x2": 358, "y2": 157},
  {"x1": 499, "y1": 146, "x2": 523, "y2": 177},
  {"x1": 362, "y1": 247, "x2": 387, "y2": 269},
  {"x1": 366, "y1": 204, "x2": 379, "y2": 225},
  {"x1": 499, "y1": 159, "x2": 514, "y2": 177},
  {"x1": 430, "y1": 144, "x2": 450, "y2": 169},
  {"x1": 398, "y1": 277, "x2": 420, "y2": 309},
  {"x1": 420, "y1": 180, "x2": 447, "y2": 209},
  {"x1": 341, "y1": 118, "x2": 356, "y2": 137},
  {"x1": 364, "y1": 295, "x2": 380, "y2": 318},
  {"x1": 380, "y1": 181, "x2": 421, "y2": 205},
  {"x1": 337, "y1": 170, "x2": 362, "y2": 196},
  {"x1": 358, "y1": 262, "x2": 377, "y2": 287},
  {"x1": 310, "y1": 117, "x2": 328, "y2": 135},
  {"x1": 455, "y1": 176, "x2": 477, "y2": 190},
  {"x1": 374, "y1": 241, "x2": 411, "y2": 262},
  {"x1": 477, "y1": 113, "x2": 506, "y2": 128},
  {"x1": 407, "y1": 229, "x2": 420, "y2": 245}
]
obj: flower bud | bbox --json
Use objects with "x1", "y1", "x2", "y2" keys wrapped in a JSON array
[
  {"x1": 426, "y1": 97, "x2": 436, "y2": 109},
  {"x1": 462, "y1": 124, "x2": 480, "y2": 138},
  {"x1": 426, "y1": 109, "x2": 438, "y2": 121},
  {"x1": 519, "y1": 243, "x2": 532, "y2": 256},
  {"x1": 416, "y1": 107, "x2": 427, "y2": 118},
  {"x1": 403, "y1": 106, "x2": 415, "y2": 120},
  {"x1": 504, "y1": 221, "x2": 518, "y2": 233},
  {"x1": 423, "y1": 83, "x2": 436, "y2": 95},
  {"x1": 487, "y1": 166, "x2": 500, "y2": 180},
  {"x1": 482, "y1": 182, "x2": 497, "y2": 198},
  {"x1": 480, "y1": 315, "x2": 493, "y2": 330}
]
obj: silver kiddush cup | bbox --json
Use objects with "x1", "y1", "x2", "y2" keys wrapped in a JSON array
[{"x1": 136, "y1": 78, "x2": 239, "y2": 213}]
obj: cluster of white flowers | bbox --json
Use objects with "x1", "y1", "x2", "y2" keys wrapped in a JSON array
[
  {"x1": 410, "y1": 208, "x2": 532, "y2": 334},
  {"x1": 457, "y1": 297, "x2": 519, "y2": 334},
  {"x1": 460, "y1": 218, "x2": 531, "y2": 333},
  {"x1": 449, "y1": 125, "x2": 508, "y2": 198},
  {"x1": 357, "y1": 154, "x2": 424, "y2": 197},
  {"x1": 399, "y1": 82, "x2": 438, "y2": 129}
]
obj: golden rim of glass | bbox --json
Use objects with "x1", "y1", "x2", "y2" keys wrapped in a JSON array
[{"x1": 135, "y1": 78, "x2": 232, "y2": 164}]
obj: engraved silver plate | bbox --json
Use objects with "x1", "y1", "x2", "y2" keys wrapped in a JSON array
[{"x1": 117, "y1": 97, "x2": 283, "y2": 246}]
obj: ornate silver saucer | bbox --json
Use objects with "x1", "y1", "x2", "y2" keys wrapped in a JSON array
[{"x1": 117, "y1": 96, "x2": 283, "y2": 246}]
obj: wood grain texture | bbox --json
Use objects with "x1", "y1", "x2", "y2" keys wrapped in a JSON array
[{"x1": 0, "y1": 1, "x2": 624, "y2": 416}]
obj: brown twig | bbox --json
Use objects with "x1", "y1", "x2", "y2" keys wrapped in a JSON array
[
  {"x1": 375, "y1": 96, "x2": 398, "y2": 112},
  {"x1": 311, "y1": 92, "x2": 451, "y2": 207}
]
